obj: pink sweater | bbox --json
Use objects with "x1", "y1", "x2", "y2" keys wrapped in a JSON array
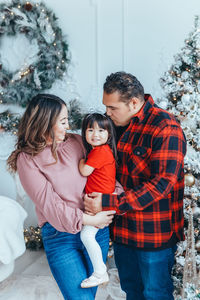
[{"x1": 17, "y1": 134, "x2": 87, "y2": 233}]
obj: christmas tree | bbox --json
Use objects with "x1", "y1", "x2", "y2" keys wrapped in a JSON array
[{"x1": 157, "y1": 16, "x2": 200, "y2": 299}]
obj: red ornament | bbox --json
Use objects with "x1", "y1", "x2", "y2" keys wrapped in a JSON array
[{"x1": 24, "y1": 2, "x2": 33, "y2": 11}]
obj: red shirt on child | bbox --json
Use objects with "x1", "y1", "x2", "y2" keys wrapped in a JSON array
[{"x1": 85, "y1": 144, "x2": 116, "y2": 194}]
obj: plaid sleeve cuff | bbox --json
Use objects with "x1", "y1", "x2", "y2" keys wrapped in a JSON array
[
  {"x1": 102, "y1": 193, "x2": 127, "y2": 215},
  {"x1": 102, "y1": 193, "x2": 117, "y2": 210}
]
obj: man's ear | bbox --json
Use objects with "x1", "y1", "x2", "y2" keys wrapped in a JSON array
[{"x1": 129, "y1": 97, "x2": 139, "y2": 110}]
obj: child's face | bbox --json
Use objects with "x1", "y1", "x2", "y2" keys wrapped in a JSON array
[{"x1": 86, "y1": 121, "x2": 109, "y2": 147}]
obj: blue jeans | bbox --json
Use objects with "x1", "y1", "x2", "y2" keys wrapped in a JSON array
[
  {"x1": 114, "y1": 242, "x2": 177, "y2": 300},
  {"x1": 42, "y1": 223, "x2": 109, "y2": 300}
]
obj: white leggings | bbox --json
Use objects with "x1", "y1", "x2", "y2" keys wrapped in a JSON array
[{"x1": 80, "y1": 225, "x2": 107, "y2": 275}]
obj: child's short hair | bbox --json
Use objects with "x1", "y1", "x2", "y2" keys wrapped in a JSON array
[{"x1": 81, "y1": 113, "x2": 117, "y2": 160}]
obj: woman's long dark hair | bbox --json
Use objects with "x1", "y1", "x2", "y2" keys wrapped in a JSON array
[
  {"x1": 81, "y1": 113, "x2": 117, "y2": 161},
  {"x1": 7, "y1": 94, "x2": 67, "y2": 172}
]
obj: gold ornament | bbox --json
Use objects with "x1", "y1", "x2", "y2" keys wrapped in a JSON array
[
  {"x1": 184, "y1": 173, "x2": 195, "y2": 187},
  {"x1": 196, "y1": 240, "x2": 200, "y2": 252}
]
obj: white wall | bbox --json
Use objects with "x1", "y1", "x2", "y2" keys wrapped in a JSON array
[
  {"x1": 1, "y1": 0, "x2": 200, "y2": 107},
  {"x1": 0, "y1": 0, "x2": 200, "y2": 216},
  {"x1": 43, "y1": 0, "x2": 200, "y2": 107}
]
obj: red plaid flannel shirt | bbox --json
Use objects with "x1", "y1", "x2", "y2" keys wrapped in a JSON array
[{"x1": 102, "y1": 95, "x2": 186, "y2": 249}]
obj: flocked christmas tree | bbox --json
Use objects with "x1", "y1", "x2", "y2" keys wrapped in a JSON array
[{"x1": 157, "y1": 15, "x2": 200, "y2": 299}]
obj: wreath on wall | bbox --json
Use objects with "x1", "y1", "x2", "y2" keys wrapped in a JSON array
[
  {"x1": 0, "y1": 0, "x2": 84, "y2": 135},
  {"x1": 0, "y1": 0, "x2": 69, "y2": 107}
]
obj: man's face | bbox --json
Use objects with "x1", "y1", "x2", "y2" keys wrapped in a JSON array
[{"x1": 103, "y1": 91, "x2": 135, "y2": 126}]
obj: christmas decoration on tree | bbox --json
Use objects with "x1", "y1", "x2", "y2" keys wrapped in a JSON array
[
  {"x1": 24, "y1": 226, "x2": 43, "y2": 251},
  {"x1": 157, "y1": 15, "x2": 200, "y2": 299},
  {"x1": 182, "y1": 207, "x2": 198, "y2": 299},
  {"x1": 108, "y1": 239, "x2": 114, "y2": 258},
  {"x1": 0, "y1": 0, "x2": 69, "y2": 107}
]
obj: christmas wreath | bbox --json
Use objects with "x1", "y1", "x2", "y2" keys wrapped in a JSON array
[{"x1": 0, "y1": 0, "x2": 69, "y2": 107}]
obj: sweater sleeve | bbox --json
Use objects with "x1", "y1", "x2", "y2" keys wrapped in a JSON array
[{"x1": 17, "y1": 152, "x2": 83, "y2": 233}]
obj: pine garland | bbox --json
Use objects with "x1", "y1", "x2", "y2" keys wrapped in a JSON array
[
  {"x1": 0, "y1": 100, "x2": 84, "y2": 133},
  {"x1": 24, "y1": 226, "x2": 43, "y2": 251},
  {"x1": 0, "y1": 110, "x2": 21, "y2": 134},
  {"x1": 68, "y1": 99, "x2": 84, "y2": 130}
]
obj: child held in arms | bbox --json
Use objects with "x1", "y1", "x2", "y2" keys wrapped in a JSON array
[{"x1": 79, "y1": 113, "x2": 118, "y2": 288}]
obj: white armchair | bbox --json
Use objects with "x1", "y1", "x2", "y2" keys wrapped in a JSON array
[{"x1": 0, "y1": 195, "x2": 27, "y2": 282}]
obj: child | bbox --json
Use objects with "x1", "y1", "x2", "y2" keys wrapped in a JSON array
[{"x1": 79, "y1": 113, "x2": 117, "y2": 288}]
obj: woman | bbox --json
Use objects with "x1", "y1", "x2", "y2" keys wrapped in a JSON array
[{"x1": 7, "y1": 94, "x2": 116, "y2": 300}]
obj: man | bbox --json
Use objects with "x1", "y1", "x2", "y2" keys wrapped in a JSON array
[{"x1": 84, "y1": 71, "x2": 186, "y2": 300}]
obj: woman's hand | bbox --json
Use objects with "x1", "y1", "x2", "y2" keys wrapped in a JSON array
[{"x1": 83, "y1": 210, "x2": 116, "y2": 229}]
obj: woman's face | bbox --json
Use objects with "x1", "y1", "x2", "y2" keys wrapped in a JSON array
[{"x1": 53, "y1": 105, "x2": 69, "y2": 143}]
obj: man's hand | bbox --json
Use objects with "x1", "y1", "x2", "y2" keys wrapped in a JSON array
[{"x1": 84, "y1": 192, "x2": 102, "y2": 214}]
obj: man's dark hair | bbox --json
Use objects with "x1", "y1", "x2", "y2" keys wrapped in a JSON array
[{"x1": 103, "y1": 71, "x2": 144, "y2": 103}]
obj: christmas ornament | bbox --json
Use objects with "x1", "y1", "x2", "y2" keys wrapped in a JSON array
[
  {"x1": 24, "y1": 2, "x2": 32, "y2": 11},
  {"x1": 195, "y1": 240, "x2": 200, "y2": 252},
  {"x1": 184, "y1": 173, "x2": 195, "y2": 187}
]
